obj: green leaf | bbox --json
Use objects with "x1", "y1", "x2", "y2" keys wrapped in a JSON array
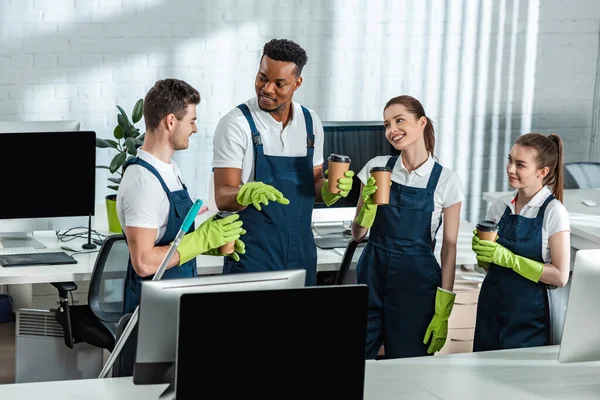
[
  {"x1": 132, "y1": 99, "x2": 143, "y2": 123},
  {"x1": 134, "y1": 137, "x2": 143, "y2": 147},
  {"x1": 113, "y1": 125, "x2": 124, "y2": 140},
  {"x1": 109, "y1": 152, "x2": 127, "y2": 174},
  {"x1": 117, "y1": 114, "x2": 131, "y2": 134},
  {"x1": 108, "y1": 185, "x2": 119, "y2": 191},
  {"x1": 116, "y1": 105, "x2": 130, "y2": 125},
  {"x1": 131, "y1": 128, "x2": 140, "y2": 138},
  {"x1": 96, "y1": 165, "x2": 111, "y2": 170},
  {"x1": 124, "y1": 137, "x2": 138, "y2": 155},
  {"x1": 108, "y1": 177, "x2": 121, "y2": 184},
  {"x1": 96, "y1": 138, "x2": 111, "y2": 148},
  {"x1": 138, "y1": 133, "x2": 145, "y2": 142}
]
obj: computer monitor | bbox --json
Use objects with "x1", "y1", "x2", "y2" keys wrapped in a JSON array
[
  {"x1": 0, "y1": 130, "x2": 95, "y2": 249},
  {"x1": 175, "y1": 285, "x2": 368, "y2": 399},
  {"x1": 313, "y1": 121, "x2": 396, "y2": 224},
  {"x1": 134, "y1": 270, "x2": 307, "y2": 385},
  {"x1": 0, "y1": 120, "x2": 80, "y2": 134},
  {"x1": 558, "y1": 249, "x2": 600, "y2": 363}
]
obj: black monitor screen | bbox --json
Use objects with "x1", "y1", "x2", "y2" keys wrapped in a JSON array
[
  {"x1": 317, "y1": 123, "x2": 396, "y2": 209},
  {"x1": 176, "y1": 286, "x2": 368, "y2": 399},
  {"x1": 0, "y1": 131, "x2": 96, "y2": 219}
]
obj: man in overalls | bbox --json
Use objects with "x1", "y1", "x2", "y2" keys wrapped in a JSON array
[
  {"x1": 118, "y1": 79, "x2": 246, "y2": 314},
  {"x1": 212, "y1": 39, "x2": 354, "y2": 286}
]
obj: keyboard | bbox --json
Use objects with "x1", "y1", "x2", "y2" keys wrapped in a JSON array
[{"x1": 0, "y1": 247, "x2": 37, "y2": 255}]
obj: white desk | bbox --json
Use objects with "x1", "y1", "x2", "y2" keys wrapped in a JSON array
[
  {"x1": 0, "y1": 215, "x2": 478, "y2": 286},
  {"x1": 0, "y1": 346, "x2": 597, "y2": 399}
]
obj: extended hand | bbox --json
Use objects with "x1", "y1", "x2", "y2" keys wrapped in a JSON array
[
  {"x1": 321, "y1": 169, "x2": 355, "y2": 206},
  {"x1": 236, "y1": 182, "x2": 290, "y2": 211},
  {"x1": 177, "y1": 213, "x2": 246, "y2": 265},
  {"x1": 423, "y1": 288, "x2": 455, "y2": 354}
]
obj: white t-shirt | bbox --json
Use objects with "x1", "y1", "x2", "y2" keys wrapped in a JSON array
[
  {"x1": 117, "y1": 149, "x2": 185, "y2": 243},
  {"x1": 357, "y1": 154, "x2": 464, "y2": 241},
  {"x1": 485, "y1": 186, "x2": 570, "y2": 263},
  {"x1": 212, "y1": 97, "x2": 325, "y2": 184}
]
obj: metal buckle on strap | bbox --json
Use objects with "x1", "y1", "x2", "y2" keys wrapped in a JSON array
[
  {"x1": 306, "y1": 138, "x2": 315, "y2": 148},
  {"x1": 252, "y1": 134, "x2": 263, "y2": 146}
]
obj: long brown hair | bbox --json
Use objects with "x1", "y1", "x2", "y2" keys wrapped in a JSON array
[
  {"x1": 515, "y1": 133, "x2": 564, "y2": 203},
  {"x1": 384, "y1": 95, "x2": 435, "y2": 155}
]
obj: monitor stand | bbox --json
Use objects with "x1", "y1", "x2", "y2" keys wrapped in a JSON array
[{"x1": 0, "y1": 232, "x2": 47, "y2": 249}]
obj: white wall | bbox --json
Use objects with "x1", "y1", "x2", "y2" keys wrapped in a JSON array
[{"x1": 0, "y1": 0, "x2": 599, "y2": 223}]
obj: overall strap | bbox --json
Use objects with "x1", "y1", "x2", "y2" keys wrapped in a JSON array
[
  {"x1": 301, "y1": 106, "x2": 315, "y2": 149},
  {"x1": 237, "y1": 103, "x2": 262, "y2": 181},
  {"x1": 537, "y1": 193, "x2": 556, "y2": 218},
  {"x1": 124, "y1": 157, "x2": 173, "y2": 200},
  {"x1": 426, "y1": 162, "x2": 443, "y2": 190},
  {"x1": 385, "y1": 156, "x2": 398, "y2": 170}
]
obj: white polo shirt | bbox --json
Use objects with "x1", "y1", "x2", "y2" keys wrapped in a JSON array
[
  {"x1": 212, "y1": 97, "x2": 325, "y2": 184},
  {"x1": 117, "y1": 149, "x2": 185, "y2": 243},
  {"x1": 357, "y1": 154, "x2": 464, "y2": 241},
  {"x1": 485, "y1": 186, "x2": 570, "y2": 263}
]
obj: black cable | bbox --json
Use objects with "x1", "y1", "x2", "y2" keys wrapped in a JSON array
[{"x1": 55, "y1": 227, "x2": 107, "y2": 243}]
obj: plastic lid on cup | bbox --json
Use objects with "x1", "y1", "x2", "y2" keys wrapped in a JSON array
[
  {"x1": 215, "y1": 211, "x2": 237, "y2": 220},
  {"x1": 328, "y1": 153, "x2": 351, "y2": 163},
  {"x1": 476, "y1": 220, "x2": 498, "y2": 232},
  {"x1": 370, "y1": 166, "x2": 392, "y2": 173}
]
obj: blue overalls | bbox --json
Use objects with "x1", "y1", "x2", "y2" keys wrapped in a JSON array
[
  {"x1": 357, "y1": 156, "x2": 443, "y2": 359},
  {"x1": 122, "y1": 157, "x2": 197, "y2": 314},
  {"x1": 223, "y1": 103, "x2": 317, "y2": 286},
  {"x1": 473, "y1": 195, "x2": 554, "y2": 351}
]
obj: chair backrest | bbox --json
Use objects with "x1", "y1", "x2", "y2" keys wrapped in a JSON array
[
  {"x1": 88, "y1": 234, "x2": 129, "y2": 324},
  {"x1": 335, "y1": 238, "x2": 367, "y2": 285},
  {"x1": 564, "y1": 162, "x2": 600, "y2": 189}
]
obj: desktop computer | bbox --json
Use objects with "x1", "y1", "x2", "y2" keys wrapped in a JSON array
[
  {"x1": 175, "y1": 285, "x2": 369, "y2": 399},
  {"x1": 558, "y1": 249, "x2": 600, "y2": 363},
  {"x1": 0, "y1": 129, "x2": 95, "y2": 249},
  {"x1": 133, "y1": 270, "x2": 307, "y2": 386}
]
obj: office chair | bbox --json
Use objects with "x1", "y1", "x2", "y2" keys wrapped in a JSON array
[
  {"x1": 564, "y1": 162, "x2": 600, "y2": 189},
  {"x1": 51, "y1": 234, "x2": 131, "y2": 377},
  {"x1": 335, "y1": 238, "x2": 368, "y2": 285}
]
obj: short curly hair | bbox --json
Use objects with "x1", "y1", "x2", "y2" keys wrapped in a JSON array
[
  {"x1": 144, "y1": 79, "x2": 200, "y2": 131},
  {"x1": 262, "y1": 38, "x2": 308, "y2": 77}
]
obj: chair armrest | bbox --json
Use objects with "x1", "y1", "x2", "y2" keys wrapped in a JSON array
[{"x1": 51, "y1": 282, "x2": 78, "y2": 293}]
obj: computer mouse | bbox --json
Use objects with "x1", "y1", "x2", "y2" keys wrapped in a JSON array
[{"x1": 582, "y1": 199, "x2": 597, "y2": 207}]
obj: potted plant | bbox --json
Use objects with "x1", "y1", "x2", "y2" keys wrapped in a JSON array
[{"x1": 96, "y1": 99, "x2": 144, "y2": 232}]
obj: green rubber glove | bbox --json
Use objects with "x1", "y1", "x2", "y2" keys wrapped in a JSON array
[
  {"x1": 202, "y1": 239, "x2": 246, "y2": 262},
  {"x1": 471, "y1": 230, "x2": 490, "y2": 270},
  {"x1": 472, "y1": 239, "x2": 544, "y2": 282},
  {"x1": 177, "y1": 214, "x2": 246, "y2": 265},
  {"x1": 236, "y1": 182, "x2": 290, "y2": 211},
  {"x1": 423, "y1": 288, "x2": 456, "y2": 354},
  {"x1": 355, "y1": 176, "x2": 379, "y2": 228},
  {"x1": 321, "y1": 169, "x2": 355, "y2": 206}
]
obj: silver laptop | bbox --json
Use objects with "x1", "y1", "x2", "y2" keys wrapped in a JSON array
[{"x1": 558, "y1": 249, "x2": 600, "y2": 363}]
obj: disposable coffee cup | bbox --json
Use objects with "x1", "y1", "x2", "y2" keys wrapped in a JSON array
[
  {"x1": 327, "y1": 154, "x2": 351, "y2": 194},
  {"x1": 370, "y1": 166, "x2": 392, "y2": 205},
  {"x1": 476, "y1": 220, "x2": 499, "y2": 242},
  {"x1": 215, "y1": 211, "x2": 237, "y2": 255}
]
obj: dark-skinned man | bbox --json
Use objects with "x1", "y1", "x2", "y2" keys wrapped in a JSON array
[{"x1": 211, "y1": 38, "x2": 354, "y2": 286}]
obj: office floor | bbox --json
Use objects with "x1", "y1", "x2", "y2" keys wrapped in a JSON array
[{"x1": 0, "y1": 322, "x2": 15, "y2": 384}]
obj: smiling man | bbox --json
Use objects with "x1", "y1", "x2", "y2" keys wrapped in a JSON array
[
  {"x1": 212, "y1": 39, "x2": 353, "y2": 286},
  {"x1": 118, "y1": 79, "x2": 245, "y2": 313}
]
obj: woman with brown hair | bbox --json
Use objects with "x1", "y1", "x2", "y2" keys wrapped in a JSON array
[
  {"x1": 472, "y1": 132, "x2": 571, "y2": 351},
  {"x1": 352, "y1": 95, "x2": 464, "y2": 359}
]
